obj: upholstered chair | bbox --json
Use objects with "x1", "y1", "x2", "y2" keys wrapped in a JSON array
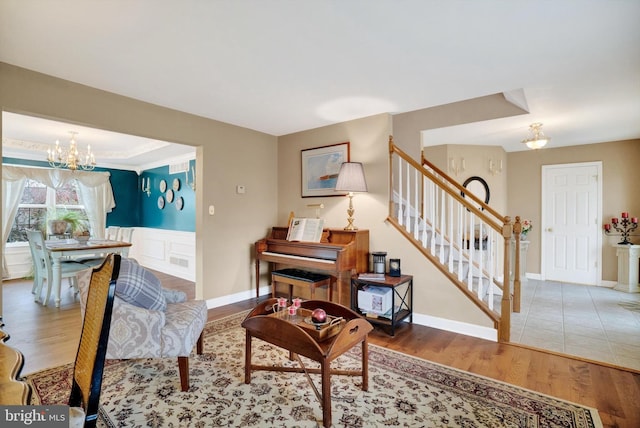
[{"x1": 77, "y1": 258, "x2": 207, "y2": 391}]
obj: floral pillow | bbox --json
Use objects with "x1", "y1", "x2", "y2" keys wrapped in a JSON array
[{"x1": 115, "y1": 258, "x2": 166, "y2": 311}]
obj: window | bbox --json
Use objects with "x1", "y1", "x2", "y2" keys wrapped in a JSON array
[{"x1": 8, "y1": 178, "x2": 89, "y2": 243}]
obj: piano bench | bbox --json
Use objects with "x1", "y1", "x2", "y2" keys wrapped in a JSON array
[{"x1": 271, "y1": 269, "x2": 333, "y2": 301}]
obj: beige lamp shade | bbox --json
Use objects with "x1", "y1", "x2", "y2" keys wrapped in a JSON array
[
  {"x1": 335, "y1": 162, "x2": 367, "y2": 230},
  {"x1": 335, "y1": 162, "x2": 368, "y2": 192}
]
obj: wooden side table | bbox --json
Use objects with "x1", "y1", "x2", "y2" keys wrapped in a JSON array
[
  {"x1": 0, "y1": 327, "x2": 31, "y2": 405},
  {"x1": 351, "y1": 274, "x2": 413, "y2": 336},
  {"x1": 242, "y1": 299, "x2": 372, "y2": 427}
]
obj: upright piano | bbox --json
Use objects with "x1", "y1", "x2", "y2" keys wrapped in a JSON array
[{"x1": 255, "y1": 227, "x2": 369, "y2": 306}]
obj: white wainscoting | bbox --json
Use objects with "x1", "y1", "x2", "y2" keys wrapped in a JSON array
[
  {"x1": 2, "y1": 229, "x2": 195, "y2": 281},
  {"x1": 129, "y1": 227, "x2": 195, "y2": 282},
  {"x1": 3, "y1": 242, "x2": 33, "y2": 280}
]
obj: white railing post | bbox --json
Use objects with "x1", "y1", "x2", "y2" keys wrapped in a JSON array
[
  {"x1": 405, "y1": 163, "x2": 411, "y2": 231},
  {"x1": 448, "y1": 195, "x2": 454, "y2": 271},
  {"x1": 398, "y1": 157, "x2": 403, "y2": 225},
  {"x1": 413, "y1": 169, "x2": 419, "y2": 239}
]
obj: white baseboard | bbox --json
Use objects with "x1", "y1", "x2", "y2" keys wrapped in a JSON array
[
  {"x1": 411, "y1": 312, "x2": 498, "y2": 342},
  {"x1": 206, "y1": 287, "x2": 265, "y2": 309},
  {"x1": 246, "y1": 288, "x2": 497, "y2": 342}
]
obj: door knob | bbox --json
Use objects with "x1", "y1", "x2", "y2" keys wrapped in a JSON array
[{"x1": 546, "y1": 227, "x2": 553, "y2": 232}]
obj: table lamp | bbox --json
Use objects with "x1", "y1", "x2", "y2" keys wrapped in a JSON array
[{"x1": 335, "y1": 162, "x2": 368, "y2": 230}]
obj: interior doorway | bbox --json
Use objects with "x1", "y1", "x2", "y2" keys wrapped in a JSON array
[{"x1": 541, "y1": 162, "x2": 602, "y2": 285}]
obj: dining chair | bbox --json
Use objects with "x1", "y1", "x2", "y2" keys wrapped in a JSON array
[
  {"x1": 69, "y1": 254, "x2": 120, "y2": 428},
  {"x1": 116, "y1": 227, "x2": 133, "y2": 243},
  {"x1": 26, "y1": 230, "x2": 90, "y2": 306},
  {"x1": 105, "y1": 226, "x2": 120, "y2": 241}
]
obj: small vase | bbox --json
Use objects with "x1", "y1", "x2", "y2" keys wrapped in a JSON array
[{"x1": 520, "y1": 233, "x2": 528, "y2": 241}]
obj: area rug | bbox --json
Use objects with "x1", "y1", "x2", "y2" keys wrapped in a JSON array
[{"x1": 27, "y1": 311, "x2": 602, "y2": 427}]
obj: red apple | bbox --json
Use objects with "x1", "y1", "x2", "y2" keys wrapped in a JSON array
[{"x1": 311, "y1": 308, "x2": 327, "y2": 323}]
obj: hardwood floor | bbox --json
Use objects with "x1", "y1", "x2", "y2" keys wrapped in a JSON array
[{"x1": 2, "y1": 273, "x2": 639, "y2": 428}]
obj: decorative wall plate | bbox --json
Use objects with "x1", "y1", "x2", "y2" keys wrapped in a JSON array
[
  {"x1": 175, "y1": 196, "x2": 184, "y2": 211},
  {"x1": 157, "y1": 195, "x2": 165, "y2": 209},
  {"x1": 166, "y1": 189, "x2": 174, "y2": 203},
  {"x1": 159, "y1": 179, "x2": 167, "y2": 193},
  {"x1": 172, "y1": 178, "x2": 181, "y2": 191}
]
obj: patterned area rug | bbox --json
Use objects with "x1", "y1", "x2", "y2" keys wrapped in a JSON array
[{"x1": 27, "y1": 311, "x2": 602, "y2": 427}]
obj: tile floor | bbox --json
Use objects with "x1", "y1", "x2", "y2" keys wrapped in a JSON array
[{"x1": 510, "y1": 278, "x2": 640, "y2": 371}]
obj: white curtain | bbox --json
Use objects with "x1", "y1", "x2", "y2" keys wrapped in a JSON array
[
  {"x1": 2, "y1": 165, "x2": 116, "y2": 242},
  {"x1": 1, "y1": 168, "x2": 28, "y2": 277}
]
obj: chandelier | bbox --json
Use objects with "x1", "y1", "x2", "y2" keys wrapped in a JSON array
[
  {"x1": 522, "y1": 123, "x2": 551, "y2": 149},
  {"x1": 46, "y1": 131, "x2": 96, "y2": 171}
]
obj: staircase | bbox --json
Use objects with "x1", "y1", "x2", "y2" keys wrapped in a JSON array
[{"x1": 387, "y1": 137, "x2": 523, "y2": 342}]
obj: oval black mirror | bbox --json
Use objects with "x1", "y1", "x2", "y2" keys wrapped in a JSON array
[{"x1": 461, "y1": 176, "x2": 490, "y2": 210}]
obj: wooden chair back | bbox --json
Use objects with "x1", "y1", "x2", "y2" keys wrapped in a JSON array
[{"x1": 69, "y1": 253, "x2": 121, "y2": 428}]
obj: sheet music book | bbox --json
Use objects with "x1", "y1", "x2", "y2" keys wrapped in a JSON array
[{"x1": 286, "y1": 217, "x2": 325, "y2": 242}]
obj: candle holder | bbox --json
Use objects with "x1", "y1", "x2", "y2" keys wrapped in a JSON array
[{"x1": 604, "y1": 212, "x2": 638, "y2": 245}]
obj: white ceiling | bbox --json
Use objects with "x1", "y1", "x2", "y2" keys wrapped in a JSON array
[{"x1": 1, "y1": 0, "x2": 639, "y2": 167}]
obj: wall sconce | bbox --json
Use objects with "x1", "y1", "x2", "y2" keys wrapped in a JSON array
[
  {"x1": 141, "y1": 176, "x2": 150, "y2": 197},
  {"x1": 488, "y1": 158, "x2": 503, "y2": 176},
  {"x1": 449, "y1": 157, "x2": 465, "y2": 176},
  {"x1": 185, "y1": 164, "x2": 196, "y2": 191}
]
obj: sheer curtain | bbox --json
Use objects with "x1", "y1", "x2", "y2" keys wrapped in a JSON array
[
  {"x1": 2, "y1": 165, "x2": 116, "y2": 243},
  {"x1": 1, "y1": 167, "x2": 27, "y2": 277}
]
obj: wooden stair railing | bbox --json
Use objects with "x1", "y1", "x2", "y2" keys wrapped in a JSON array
[{"x1": 387, "y1": 136, "x2": 522, "y2": 342}]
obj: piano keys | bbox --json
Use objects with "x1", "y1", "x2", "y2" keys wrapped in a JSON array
[{"x1": 255, "y1": 227, "x2": 369, "y2": 306}]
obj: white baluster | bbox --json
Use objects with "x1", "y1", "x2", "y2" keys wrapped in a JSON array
[
  {"x1": 398, "y1": 157, "x2": 403, "y2": 225},
  {"x1": 414, "y1": 169, "x2": 419, "y2": 239},
  {"x1": 405, "y1": 164, "x2": 411, "y2": 232},
  {"x1": 467, "y1": 212, "x2": 474, "y2": 291}
]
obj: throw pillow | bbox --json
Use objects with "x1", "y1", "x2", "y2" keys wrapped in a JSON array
[{"x1": 115, "y1": 258, "x2": 166, "y2": 311}]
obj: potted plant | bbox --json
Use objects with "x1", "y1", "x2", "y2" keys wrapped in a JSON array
[{"x1": 48, "y1": 210, "x2": 89, "y2": 238}]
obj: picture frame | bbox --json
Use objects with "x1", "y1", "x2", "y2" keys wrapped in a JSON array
[{"x1": 301, "y1": 142, "x2": 350, "y2": 197}]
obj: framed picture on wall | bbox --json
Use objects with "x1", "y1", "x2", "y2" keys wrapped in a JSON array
[{"x1": 301, "y1": 142, "x2": 350, "y2": 197}]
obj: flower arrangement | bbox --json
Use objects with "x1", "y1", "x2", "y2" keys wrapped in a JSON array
[{"x1": 521, "y1": 219, "x2": 532, "y2": 238}]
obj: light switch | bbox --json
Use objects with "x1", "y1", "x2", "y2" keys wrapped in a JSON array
[
  {"x1": 236, "y1": 185, "x2": 246, "y2": 194},
  {"x1": 208, "y1": 205, "x2": 215, "y2": 215}
]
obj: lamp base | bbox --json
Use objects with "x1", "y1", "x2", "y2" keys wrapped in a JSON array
[{"x1": 343, "y1": 193, "x2": 358, "y2": 230}]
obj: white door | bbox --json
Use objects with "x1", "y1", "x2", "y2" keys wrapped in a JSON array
[{"x1": 542, "y1": 162, "x2": 601, "y2": 285}]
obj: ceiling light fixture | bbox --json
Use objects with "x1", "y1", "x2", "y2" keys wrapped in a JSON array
[
  {"x1": 46, "y1": 131, "x2": 96, "y2": 171},
  {"x1": 522, "y1": 122, "x2": 550, "y2": 149}
]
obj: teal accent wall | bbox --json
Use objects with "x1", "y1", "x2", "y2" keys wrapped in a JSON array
[
  {"x1": 3, "y1": 157, "x2": 195, "y2": 232},
  {"x1": 139, "y1": 160, "x2": 195, "y2": 232}
]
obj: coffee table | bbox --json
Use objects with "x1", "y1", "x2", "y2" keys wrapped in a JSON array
[{"x1": 242, "y1": 299, "x2": 372, "y2": 428}]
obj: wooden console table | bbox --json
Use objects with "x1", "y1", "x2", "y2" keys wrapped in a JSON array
[
  {"x1": 0, "y1": 326, "x2": 30, "y2": 404},
  {"x1": 242, "y1": 299, "x2": 372, "y2": 427}
]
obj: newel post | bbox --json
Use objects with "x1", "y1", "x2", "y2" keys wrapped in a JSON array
[
  {"x1": 499, "y1": 216, "x2": 513, "y2": 342},
  {"x1": 513, "y1": 217, "x2": 523, "y2": 313}
]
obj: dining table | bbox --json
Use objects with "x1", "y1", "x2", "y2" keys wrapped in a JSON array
[{"x1": 45, "y1": 239, "x2": 132, "y2": 307}]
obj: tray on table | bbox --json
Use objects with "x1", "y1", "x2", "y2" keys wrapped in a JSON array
[{"x1": 269, "y1": 307, "x2": 345, "y2": 342}]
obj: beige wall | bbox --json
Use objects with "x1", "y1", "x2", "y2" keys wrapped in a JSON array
[
  {"x1": 507, "y1": 139, "x2": 640, "y2": 281},
  {"x1": 393, "y1": 92, "x2": 528, "y2": 160},
  {"x1": 423, "y1": 144, "x2": 507, "y2": 214},
  {"x1": 0, "y1": 62, "x2": 279, "y2": 303},
  {"x1": 278, "y1": 114, "x2": 492, "y2": 328}
]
